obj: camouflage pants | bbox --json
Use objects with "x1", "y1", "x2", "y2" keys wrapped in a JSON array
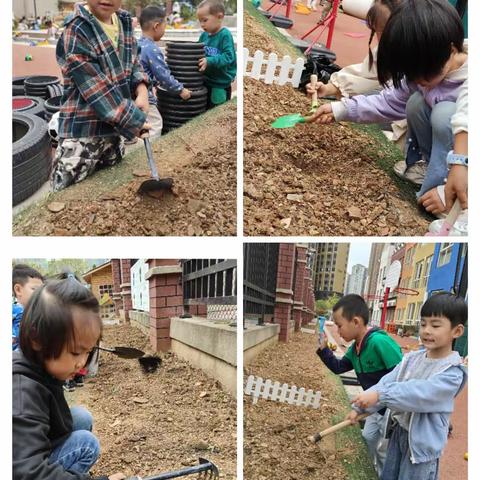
[{"x1": 52, "y1": 136, "x2": 125, "y2": 191}]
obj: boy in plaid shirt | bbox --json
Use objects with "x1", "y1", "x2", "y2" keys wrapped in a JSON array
[{"x1": 52, "y1": 0, "x2": 151, "y2": 191}]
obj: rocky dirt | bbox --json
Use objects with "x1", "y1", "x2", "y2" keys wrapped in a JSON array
[
  {"x1": 243, "y1": 78, "x2": 430, "y2": 236},
  {"x1": 67, "y1": 324, "x2": 236, "y2": 479},
  {"x1": 13, "y1": 102, "x2": 236, "y2": 236},
  {"x1": 244, "y1": 330, "x2": 375, "y2": 480}
]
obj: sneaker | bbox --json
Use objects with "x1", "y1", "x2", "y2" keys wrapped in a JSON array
[
  {"x1": 63, "y1": 380, "x2": 76, "y2": 392},
  {"x1": 393, "y1": 160, "x2": 427, "y2": 185},
  {"x1": 74, "y1": 375, "x2": 85, "y2": 387}
]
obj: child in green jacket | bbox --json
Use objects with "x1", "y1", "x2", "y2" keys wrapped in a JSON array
[
  {"x1": 317, "y1": 294, "x2": 403, "y2": 476},
  {"x1": 197, "y1": 0, "x2": 236, "y2": 108}
]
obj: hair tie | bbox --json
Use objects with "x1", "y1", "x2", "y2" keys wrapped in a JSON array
[{"x1": 67, "y1": 272, "x2": 76, "y2": 280}]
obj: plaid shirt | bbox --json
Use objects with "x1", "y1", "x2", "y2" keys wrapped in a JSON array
[{"x1": 56, "y1": 3, "x2": 149, "y2": 140}]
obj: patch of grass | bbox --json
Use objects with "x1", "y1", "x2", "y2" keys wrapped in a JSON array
[
  {"x1": 245, "y1": 0, "x2": 304, "y2": 58},
  {"x1": 325, "y1": 371, "x2": 378, "y2": 480}
]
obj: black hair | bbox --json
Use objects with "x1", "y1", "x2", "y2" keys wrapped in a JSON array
[
  {"x1": 377, "y1": 0, "x2": 464, "y2": 87},
  {"x1": 139, "y1": 5, "x2": 166, "y2": 29},
  {"x1": 332, "y1": 294, "x2": 369, "y2": 325},
  {"x1": 421, "y1": 292, "x2": 467, "y2": 327},
  {"x1": 198, "y1": 0, "x2": 225, "y2": 15},
  {"x1": 365, "y1": 0, "x2": 402, "y2": 70},
  {"x1": 19, "y1": 270, "x2": 101, "y2": 366},
  {"x1": 12, "y1": 264, "x2": 44, "y2": 294}
]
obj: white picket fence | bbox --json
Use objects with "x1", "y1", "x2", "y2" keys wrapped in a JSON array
[
  {"x1": 244, "y1": 375, "x2": 322, "y2": 408},
  {"x1": 243, "y1": 48, "x2": 305, "y2": 88}
]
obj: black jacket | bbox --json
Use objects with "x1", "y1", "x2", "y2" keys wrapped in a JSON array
[{"x1": 13, "y1": 351, "x2": 108, "y2": 480}]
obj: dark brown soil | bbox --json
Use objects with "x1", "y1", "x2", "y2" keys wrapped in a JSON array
[
  {"x1": 243, "y1": 78, "x2": 429, "y2": 236},
  {"x1": 13, "y1": 103, "x2": 236, "y2": 236},
  {"x1": 244, "y1": 331, "x2": 369, "y2": 480},
  {"x1": 68, "y1": 324, "x2": 236, "y2": 479}
]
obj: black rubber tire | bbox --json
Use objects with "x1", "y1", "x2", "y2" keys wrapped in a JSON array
[
  {"x1": 12, "y1": 96, "x2": 46, "y2": 119},
  {"x1": 166, "y1": 47, "x2": 205, "y2": 56},
  {"x1": 24, "y1": 75, "x2": 60, "y2": 88},
  {"x1": 177, "y1": 80, "x2": 205, "y2": 89},
  {"x1": 13, "y1": 76, "x2": 27, "y2": 96},
  {"x1": 44, "y1": 95, "x2": 62, "y2": 114},
  {"x1": 157, "y1": 86, "x2": 208, "y2": 100},
  {"x1": 157, "y1": 97, "x2": 207, "y2": 108},
  {"x1": 47, "y1": 83, "x2": 64, "y2": 98},
  {"x1": 159, "y1": 105, "x2": 207, "y2": 116},
  {"x1": 44, "y1": 111, "x2": 52, "y2": 122},
  {"x1": 163, "y1": 111, "x2": 206, "y2": 122},
  {"x1": 170, "y1": 70, "x2": 204, "y2": 79},
  {"x1": 166, "y1": 58, "x2": 201, "y2": 68},
  {"x1": 167, "y1": 53, "x2": 204, "y2": 61},
  {"x1": 168, "y1": 64, "x2": 202, "y2": 73},
  {"x1": 12, "y1": 113, "x2": 51, "y2": 206},
  {"x1": 288, "y1": 37, "x2": 337, "y2": 61},
  {"x1": 269, "y1": 14, "x2": 293, "y2": 29},
  {"x1": 166, "y1": 41, "x2": 205, "y2": 50}
]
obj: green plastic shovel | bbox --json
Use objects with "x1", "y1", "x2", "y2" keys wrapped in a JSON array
[{"x1": 271, "y1": 113, "x2": 306, "y2": 129}]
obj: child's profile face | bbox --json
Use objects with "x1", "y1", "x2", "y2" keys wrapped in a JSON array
[
  {"x1": 87, "y1": 0, "x2": 121, "y2": 22},
  {"x1": 14, "y1": 277, "x2": 43, "y2": 307},
  {"x1": 44, "y1": 307, "x2": 100, "y2": 381},
  {"x1": 333, "y1": 309, "x2": 359, "y2": 342},
  {"x1": 152, "y1": 19, "x2": 167, "y2": 41},
  {"x1": 420, "y1": 315, "x2": 464, "y2": 353},
  {"x1": 197, "y1": 6, "x2": 223, "y2": 34}
]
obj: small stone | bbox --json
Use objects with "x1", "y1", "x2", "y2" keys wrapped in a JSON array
[
  {"x1": 199, "y1": 391, "x2": 209, "y2": 398},
  {"x1": 347, "y1": 206, "x2": 362, "y2": 220},
  {"x1": 187, "y1": 225, "x2": 195, "y2": 236},
  {"x1": 286, "y1": 194, "x2": 303, "y2": 202},
  {"x1": 47, "y1": 202, "x2": 65, "y2": 213},
  {"x1": 132, "y1": 397, "x2": 149, "y2": 404},
  {"x1": 280, "y1": 217, "x2": 291, "y2": 229}
]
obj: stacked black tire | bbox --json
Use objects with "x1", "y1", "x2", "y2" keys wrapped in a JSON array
[
  {"x1": 24, "y1": 76, "x2": 61, "y2": 100},
  {"x1": 157, "y1": 42, "x2": 208, "y2": 133},
  {"x1": 44, "y1": 96, "x2": 62, "y2": 122},
  {"x1": 13, "y1": 113, "x2": 52, "y2": 206}
]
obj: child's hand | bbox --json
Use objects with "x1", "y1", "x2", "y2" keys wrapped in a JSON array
[
  {"x1": 198, "y1": 57, "x2": 208, "y2": 72},
  {"x1": 345, "y1": 409, "x2": 360, "y2": 424},
  {"x1": 352, "y1": 390, "x2": 379, "y2": 409},
  {"x1": 445, "y1": 165, "x2": 468, "y2": 211},
  {"x1": 306, "y1": 82, "x2": 340, "y2": 99},
  {"x1": 318, "y1": 335, "x2": 328, "y2": 350},
  {"x1": 138, "y1": 122, "x2": 152, "y2": 138},
  {"x1": 180, "y1": 88, "x2": 192, "y2": 100},
  {"x1": 418, "y1": 188, "x2": 446, "y2": 216},
  {"x1": 108, "y1": 473, "x2": 126, "y2": 480},
  {"x1": 304, "y1": 104, "x2": 335, "y2": 124},
  {"x1": 134, "y1": 95, "x2": 149, "y2": 114}
]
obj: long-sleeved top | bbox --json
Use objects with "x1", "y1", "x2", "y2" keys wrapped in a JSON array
[
  {"x1": 355, "y1": 350, "x2": 467, "y2": 465},
  {"x1": 56, "y1": 3, "x2": 148, "y2": 140},
  {"x1": 331, "y1": 43, "x2": 468, "y2": 136},
  {"x1": 13, "y1": 351, "x2": 108, "y2": 480},
  {"x1": 138, "y1": 36, "x2": 183, "y2": 105},
  {"x1": 199, "y1": 27, "x2": 236, "y2": 88},
  {"x1": 317, "y1": 327, "x2": 403, "y2": 392},
  {"x1": 12, "y1": 303, "x2": 23, "y2": 351}
]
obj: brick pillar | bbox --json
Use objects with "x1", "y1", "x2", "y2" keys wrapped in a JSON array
[
  {"x1": 147, "y1": 259, "x2": 184, "y2": 352},
  {"x1": 293, "y1": 245, "x2": 307, "y2": 332},
  {"x1": 120, "y1": 259, "x2": 133, "y2": 322},
  {"x1": 302, "y1": 267, "x2": 315, "y2": 325},
  {"x1": 274, "y1": 243, "x2": 295, "y2": 342},
  {"x1": 189, "y1": 304, "x2": 208, "y2": 316},
  {"x1": 111, "y1": 259, "x2": 123, "y2": 316}
]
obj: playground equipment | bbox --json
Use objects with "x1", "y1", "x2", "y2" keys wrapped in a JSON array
[
  {"x1": 262, "y1": 0, "x2": 294, "y2": 29},
  {"x1": 24, "y1": 75, "x2": 61, "y2": 99},
  {"x1": 126, "y1": 458, "x2": 219, "y2": 479},
  {"x1": 244, "y1": 375, "x2": 322, "y2": 408}
]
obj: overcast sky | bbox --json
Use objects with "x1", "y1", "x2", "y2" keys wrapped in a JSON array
[{"x1": 347, "y1": 243, "x2": 372, "y2": 274}]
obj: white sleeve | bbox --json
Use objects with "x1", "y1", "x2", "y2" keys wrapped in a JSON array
[{"x1": 451, "y1": 79, "x2": 468, "y2": 135}]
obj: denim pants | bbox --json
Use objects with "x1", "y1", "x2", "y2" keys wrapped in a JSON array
[
  {"x1": 405, "y1": 92, "x2": 456, "y2": 198},
  {"x1": 381, "y1": 425, "x2": 439, "y2": 480},
  {"x1": 362, "y1": 411, "x2": 388, "y2": 476},
  {"x1": 49, "y1": 406, "x2": 100, "y2": 473}
]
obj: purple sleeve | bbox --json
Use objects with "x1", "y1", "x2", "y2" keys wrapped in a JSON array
[{"x1": 343, "y1": 79, "x2": 417, "y2": 123}]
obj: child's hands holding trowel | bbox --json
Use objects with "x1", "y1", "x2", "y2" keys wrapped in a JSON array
[
  {"x1": 306, "y1": 82, "x2": 341, "y2": 100},
  {"x1": 305, "y1": 103, "x2": 335, "y2": 124},
  {"x1": 352, "y1": 390, "x2": 380, "y2": 409}
]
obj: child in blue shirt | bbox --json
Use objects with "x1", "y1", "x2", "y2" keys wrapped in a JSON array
[
  {"x1": 12, "y1": 264, "x2": 44, "y2": 351},
  {"x1": 138, "y1": 5, "x2": 191, "y2": 137},
  {"x1": 197, "y1": 0, "x2": 236, "y2": 108},
  {"x1": 348, "y1": 292, "x2": 467, "y2": 480}
]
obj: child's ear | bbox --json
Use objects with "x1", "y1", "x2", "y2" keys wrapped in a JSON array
[
  {"x1": 452, "y1": 324, "x2": 464, "y2": 340},
  {"x1": 31, "y1": 340, "x2": 42, "y2": 351},
  {"x1": 13, "y1": 283, "x2": 22, "y2": 298}
]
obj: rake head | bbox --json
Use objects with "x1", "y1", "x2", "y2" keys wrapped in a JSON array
[{"x1": 137, "y1": 458, "x2": 219, "y2": 480}]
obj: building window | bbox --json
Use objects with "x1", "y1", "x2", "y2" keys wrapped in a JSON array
[
  {"x1": 423, "y1": 255, "x2": 433, "y2": 287},
  {"x1": 407, "y1": 303, "x2": 416, "y2": 324},
  {"x1": 99, "y1": 284, "x2": 115, "y2": 319},
  {"x1": 437, "y1": 243, "x2": 453, "y2": 267},
  {"x1": 413, "y1": 261, "x2": 423, "y2": 289},
  {"x1": 415, "y1": 301, "x2": 423, "y2": 324}
]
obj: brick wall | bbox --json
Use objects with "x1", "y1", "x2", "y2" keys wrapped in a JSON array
[
  {"x1": 111, "y1": 259, "x2": 123, "y2": 316},
  {"x1": 293, "y1": 245, "x2": 307, "y2": 332},
  {"x1": 274, "y1": 243, "x2": 295, "y2": 342},
  {"x1": 120, "y1": 259, "x2": 133, "y2": 321}
]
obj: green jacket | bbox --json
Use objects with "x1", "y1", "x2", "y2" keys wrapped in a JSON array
[{"x1": 199, "y1": 27, "x2": 237, "y2": 88}]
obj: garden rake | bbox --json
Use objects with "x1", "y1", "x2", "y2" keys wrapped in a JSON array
[
  {"x1": 126, "y1": 458, "x2": 219, "y2": 479},
  {"x1": 308, "y1": 413, "x2": 370, "y2": 444}
]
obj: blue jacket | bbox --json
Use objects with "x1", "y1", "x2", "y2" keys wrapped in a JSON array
[
  {"x1": 357, "y1": 350, "x2": 467, "y2": 464},
  {"x1": 12, "y1": 303, "x2": 23, "y2": 351},
  {"x1": 138, "y1": 36, "x2": 183, "y2": 105}
]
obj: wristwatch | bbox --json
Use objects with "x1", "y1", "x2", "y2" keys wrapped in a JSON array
[{"x1": 447, "y1": 150, "x2": 468, "y2": 168}]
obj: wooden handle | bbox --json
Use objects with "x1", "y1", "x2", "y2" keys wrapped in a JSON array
[
  {"x1": 140, "y1": 128, "x2": 150, "y2": 139},
  {"x1": 308, "y1": 413, "x2": 370, "y2": 443},
  {"x1": 310, "y1": 74, "x2": 318, "y2": 105}
]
